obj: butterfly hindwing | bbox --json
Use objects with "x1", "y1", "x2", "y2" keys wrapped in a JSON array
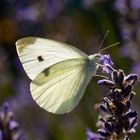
[
  {"x1": 16, "y1": 37, "x2": 87, "y2": 80},
  {"x1": 30, "y1": 58, "x2": 95, "y2": 114}
]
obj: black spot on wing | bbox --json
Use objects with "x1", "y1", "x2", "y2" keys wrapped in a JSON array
[{"x1": 37, "y1": 56, "x2": 44, "y2": 62}]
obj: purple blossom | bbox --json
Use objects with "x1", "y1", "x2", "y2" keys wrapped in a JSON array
[
  {"x1": 131, "y1": 0, "x2": 140, "y2": 10},
  {"x1": 131, "y1": 63, "x2": 140, "y2": 76},
  {"x1": 87, "y1": 68, "x2": 138, "y2": 140},
  {"x1": 114, "y1": 0, "x2": 128, "y2": 15},
  {"x1": 100, "y1": 55, "x2": 113, "y2": 66},
  {"x1": 0, "y1": 131, "x2": 2, "y2": 140},
  {"x1": 9, "y1": 120, "x2": 19, "y2": 130},
  {"x1": 45, "y1": 0, "x2": 68, "y2": 21},
  {"x1": 100, "y1": 54, "x2": 113, "y2": 74},
  {"x1": 114, "y1": 0, "x2": 140, "y2": 78},
  {"x1": 16, "y1": 6, "x2": 39, "y2": 22},
  {"x1": 86, "y1": 128, "x2": 104, "y2": 140},
  {"x1": 0, "y1": 102, "x2": 26, "y2": 140}
]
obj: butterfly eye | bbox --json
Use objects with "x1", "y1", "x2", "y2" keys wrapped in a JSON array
[{"x1": 95, "y1": 55, "x2": 101, "y2": 63}]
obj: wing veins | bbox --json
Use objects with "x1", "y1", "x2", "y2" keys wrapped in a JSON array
[
  {"x1": 43, "y1": 67, "x2": 84, "y2": 111},
  {"x1": 34, "y1": 69, "x2": 77, "y2": 102},
  {"x1": 64, "y1": 68, "x2": 82, "y2": 112}
]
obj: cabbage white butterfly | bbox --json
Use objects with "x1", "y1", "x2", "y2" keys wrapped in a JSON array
[{"x1": 16, "y1": 37, "x2": 117, "y2": 114}]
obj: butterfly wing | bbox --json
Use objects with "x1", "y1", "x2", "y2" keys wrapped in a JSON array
[
  {"x1": 16, "y1": 37, "x2": 87, "y2": 80},
  {"x1": 30, "y1": 58, "x2": 96, "y2": 114}
]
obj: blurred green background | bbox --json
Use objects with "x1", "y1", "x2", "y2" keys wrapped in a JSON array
[{"x1": 0, "y1": 0, "x2": 139, "y2": 139}]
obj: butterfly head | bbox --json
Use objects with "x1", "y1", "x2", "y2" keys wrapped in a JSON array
[
  {"x1": 94, "y1": 53, "x2": 102, "y2": 63},
  {"x1": 88, "y1": 53, "x2": 101, "y2": 63}
]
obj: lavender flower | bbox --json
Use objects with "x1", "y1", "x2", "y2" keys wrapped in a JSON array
[
  {"x1": 86, "y1": 128, "x2": 104, "y2": 140},
  {"x1": 0, "y1": 102, "x2": 25, "y2": 140},
  {"x1": 100, "y1": 54, "x2": 113, "y2": 74},
  {"x1": 114, "y1": 0, "x2": 140, "y2": 76},
  {"x1": 87, "y1": 55, "x2": 138, "y2": 140}
]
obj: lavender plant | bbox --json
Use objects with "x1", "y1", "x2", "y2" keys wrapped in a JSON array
[
  {"x1": 87, "y1": 55, "x2": 138, "y2": 140},
  {"x1": 114, "y1": 0, "x2": 140, "y2": 76},
  {"x1": 0, "y1": 102, "x2": 25, "y2": 140}
]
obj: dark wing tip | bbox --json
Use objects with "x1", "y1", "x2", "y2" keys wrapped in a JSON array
[{"x1": 16, "y1": 37, "x2": 38, "y2": 47}]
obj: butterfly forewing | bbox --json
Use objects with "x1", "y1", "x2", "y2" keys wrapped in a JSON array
[
  {"x1": 16, "y1": 37, "x2": 87, "y2": 80},
  {"x1": 30, "y1": 58, "x2": 95, "y2": 114}
]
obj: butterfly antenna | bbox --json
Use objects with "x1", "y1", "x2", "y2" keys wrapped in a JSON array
[
  {"x1": 98, "y1": 30, "x2": 109, "y2": 52},
  {"x1": 99, "y1": 42, "x2": 120, "y2": 53}
]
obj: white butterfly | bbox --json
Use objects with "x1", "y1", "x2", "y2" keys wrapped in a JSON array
[{"x1": 16, "y1": 37, "x2": 101, "y2": 114}]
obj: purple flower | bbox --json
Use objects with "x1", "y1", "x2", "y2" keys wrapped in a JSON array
[
  {"x1": 87, "y1": 68, "x2": 138, "y2": 140},
  {"x1": 114, "y1": 0, "x2": 129, "y2": 15},
  {"x1": 101, "y1": 55, "x2": 113, "y2": 66},
  {"x1": 131, "y1": 63, "x2": 140, "y2": 77},
  {"x1": 86, "y1": 128, "x2": 104, "y2": 140},
  {"x1": 100, "y1": 54, "x2": 113, "y2": 74},
  {"x1": 0, "y1": 102, "x2": 26, "y2": 140},
  {"x1": 114, "y1": 0, "x2": 140, "y2": 77},
  {"x1": 131, "y1": 0, "x2": 140, "y2": 10},
  {"x1": 45, "y1": 0, "x2": 68, "y2": 21},
  {"x1": 16, "y1": 6, "x2": 39, "y2": 22}
]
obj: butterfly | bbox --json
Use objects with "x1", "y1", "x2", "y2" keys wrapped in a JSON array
[{"x1": 16, "y1": 37, "x2": 117, "y2": 114}]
